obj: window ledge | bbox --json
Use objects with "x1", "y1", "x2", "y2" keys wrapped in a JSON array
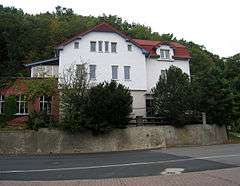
[
  {"x1": 14, "y1": 113, "x2": 29, "y2": 116},
  {"x1": 124, "y1": 79, "x2": 131, "y2": 82},
  {"x1": 157, "y1": 58, "x2": 174, "y2": 62}
]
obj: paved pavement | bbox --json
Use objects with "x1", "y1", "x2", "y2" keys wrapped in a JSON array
[
  {"x1": 1, "y1": 167, "x2": 240, "y2": 186},
  {"x1": 0, "y1": 144, "x2": 240, "y2": 184}
]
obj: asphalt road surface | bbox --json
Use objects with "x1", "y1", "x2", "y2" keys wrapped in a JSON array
[{"x1": 0, "y1": 144, "x2": 240, "y2": 181}]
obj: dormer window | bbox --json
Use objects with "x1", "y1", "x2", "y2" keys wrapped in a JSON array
[{"x1": 160, "y1": 49, "x2": 170, "y2": 59}]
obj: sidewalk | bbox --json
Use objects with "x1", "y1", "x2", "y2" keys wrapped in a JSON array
[{"x1": 1, "y1": 167, "x2": 240, "y2": 186}]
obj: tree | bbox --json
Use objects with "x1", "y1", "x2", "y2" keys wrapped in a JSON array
[
  {"x1": 224, "y1": 53, "x2": 240, "y2": 131},
  {"x1": 196, "y1": 65, "x2": 233, "y2": 126},
  {"x1": 59, "y1": 64, "x2": 89, "y2": 132},
  {"x1": 152, "y1": 66, "x2": 192, "y2": 126},
  {"x1": 84, "y1": 81, "x2": 133, "y2": 134}
]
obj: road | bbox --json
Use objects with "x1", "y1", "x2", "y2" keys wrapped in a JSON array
[{"x1": 0, "y1": 144, "x2": 240, "y2": 181}]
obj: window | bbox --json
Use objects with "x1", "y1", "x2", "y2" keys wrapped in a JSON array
[
  {"x1": 105, "y1": 41, "x2": 109, "y2": 52},
  {"x1": 0, "y1": 95, "x2": 4, "y2": 114},
  {"x1": 112, "y1": 65, "x2": 118, "y2": 80},
  {"x1": 90, "y1": 41, "x2": 96, "y2": 52},
  {"x1": 76, "y1": 64, "x2": 85, "y2": 78},
  {"x1": 98, "y1": 41, "x2": 103, "y2": 52},
  {"x1": 124, "y1": 66, "x2": 131, "y2": 80},
  {"x1": 160, "y1": 70, "x2": 167, "y2": 79},
  {"x1": 111, "y1": 42, "x2": 117, "y2": 53},
  {"x1": 160, "y1": 49, "x2": 170, "y2": 59},
  {"x1": 127, "y1": 44, "x2": 132, "y2": 51},
  {"x1": 89, "y1": 65, "x2": 96, "y2": 80},
  {"x1": 74, "y1": 42, "x2": 79, "y2": 49},
  {"x1": 40, "y1": 96, "x2": 52, "y2": 114},
  {"x1": 16, "y1": 95, "x2": 28, "y2": 115}
]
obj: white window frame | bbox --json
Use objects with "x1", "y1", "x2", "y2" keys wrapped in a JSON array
[
  {"x1": 124, "y1": 66, "x2": 131, "y2": 80},
  {"x1": 111, "y1": 42, "x2": 117, "y2": 53},
  {"x1": 90, "y1": 41, "x2": 96, "y2": 52},
  {"x1": 0, "y1": 95, "x2": 4, "y2": 114},
  {"x1": 98, "y1": 41, "x2": 103, "y2": 52},
  {"x1": 112, "y1": 65, "x2": 118, "y2": 80},
  {"x1": 74, "y1": 42, "x2": 79, "y2": 49},
  {"x1": 105, "y1": 41, "x2": 109, "y2": 52},
  {"x1": 16, "y1": 95, "x2": 28, "y2": 115},
  {"x1": 89, "y1": 65, "x2": 96, "y2": 80},
  {"x1": 40, "y1": 96, "x2": 52, "y2": 115},
  {"x1": 160, "y1": 49, "x2": 170, "y2": 59}
]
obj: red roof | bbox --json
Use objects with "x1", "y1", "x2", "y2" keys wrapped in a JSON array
[
  {"x1": 57, "y1": 22, "x2": 145, "y2": 51},
  {"x1": 133, "y1": 39, "x2": 191, "y2": 59},
  {"x1": 57, "y1": 22, "x2": 190, "y2": 59}
]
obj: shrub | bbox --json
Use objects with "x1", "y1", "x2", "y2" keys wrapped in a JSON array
[
  {"x1": 152, "y1": 66, "x2": 192, "y2": 127},
  {"x1": 27, "y1": 111, "x2": 51, "y2": 130},
  {"x1": 59, "y1": 64, "x2": 89, "y2": 132},
  {"x1": 59, "y1": 65, "x2": 132, "y2": 134},
  {"x1": 84, "y1": 81, "x2": 132, "y2": 134},
  {"x1": 0, "y1": 95, "x2": 17, "y2": 128}
]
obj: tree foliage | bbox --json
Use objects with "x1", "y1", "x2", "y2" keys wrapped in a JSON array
[
  {"x1": 59, "y1": 65, "x2": 89, "y2": 132},
  {"x1": 152, "y1": 66, "x2": 192, "y2": 126},
  {"x1": 59, "y1": 66, "x2": 132, "y2": 134},
  {"x1": 85, "y1": 81, "x2": 132, "y2": 134}
]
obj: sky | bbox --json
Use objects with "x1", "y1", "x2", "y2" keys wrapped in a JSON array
[{"x1": 0, "y1": 0, "x2": 239, "y2": 57}]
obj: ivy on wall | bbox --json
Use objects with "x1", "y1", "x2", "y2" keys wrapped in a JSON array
[
  {"x1": 20, "y1": 78, "x2": 58, "y2": 101},
  {"x1": 0, "y1": 95, "x2": 17, "y2": 127},
  {"x1": 0, "y1": 79, "x2": 15, "y2": 90}
]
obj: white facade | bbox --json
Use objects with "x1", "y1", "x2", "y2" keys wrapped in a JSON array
[
  {"x1": 31, "y1": 65, "x2": 59, "y2": 78},
  {"x1": 146, "y1": 58, "x2": 190, "y2": 92},
  {"x1": 57, "y1": 31, "x2": 190, "y2": 117},
  {"x1": 59, "y1": 32, "x2": 147, "y2": 91}
]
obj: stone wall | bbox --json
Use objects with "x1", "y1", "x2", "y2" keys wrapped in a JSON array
[{"x1": 0, "y1": 124, "x2": 228, "y2": 154}]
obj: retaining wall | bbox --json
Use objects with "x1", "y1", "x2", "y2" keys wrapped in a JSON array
[{"x1": 0, "y1": 124, "x2": 228, "y2": 154}]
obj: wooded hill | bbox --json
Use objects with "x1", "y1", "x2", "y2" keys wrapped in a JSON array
[{"x1": 0, "y1": 5, "x2": 225, "y2": 77}]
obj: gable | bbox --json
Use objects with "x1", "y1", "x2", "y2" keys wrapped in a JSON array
[{"x1": 57, "y1": 22, "x2": 148, "y2": 55}]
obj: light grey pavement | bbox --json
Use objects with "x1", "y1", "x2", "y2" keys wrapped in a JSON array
[{"x1": 0, "y1": 144, "x2": 240, "y2": 184}]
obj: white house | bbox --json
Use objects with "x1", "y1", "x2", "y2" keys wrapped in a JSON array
[{"x1": 26, "y1": 22, "x2": 191, "y2": 117}]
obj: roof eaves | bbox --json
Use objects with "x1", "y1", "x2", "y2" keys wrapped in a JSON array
[{"x1": 25, "y1": 57, "x2": 59, "y2": 67}]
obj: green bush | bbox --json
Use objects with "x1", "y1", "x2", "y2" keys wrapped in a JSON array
[
  {"x1": 84, "y1": 81, "x2": 133, "y2": 134},
  {"x1": 27, "y1": 111, "x2": 51, "y2": 130},
  {"x1": 0, "y1": 95, "x2": 17, "y2": 128},
  {"x1": 152, "y1": 66, "x2": 192, "y2": 127}
]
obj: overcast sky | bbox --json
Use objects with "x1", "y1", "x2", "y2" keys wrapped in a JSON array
[{"x1": 1, "y1": 0, "x2": 239, "y2": 57}]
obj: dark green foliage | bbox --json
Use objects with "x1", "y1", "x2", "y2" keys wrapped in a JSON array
[
  {"x1": 27, "y1": 111, "x2": 51, "y2": 130},
  {"x1": 224, "y1": 53, "x2": 240, "y2": 131},
  {"x1": 84, "y1": 81, "x2": 132, "y2": 134},
  {"x1": 0, "y1": 95, "x2": 17, "y2": 127},
  {"x1": 152, "y1": 66, "x2": 192, "y2": 126},
  {"x1": 194, "y1": 65, "x2": 233, "y2": 126}
]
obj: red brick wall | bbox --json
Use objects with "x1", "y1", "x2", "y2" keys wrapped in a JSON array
[{"x1": 0, "y1": 78, "x2": 59, "y2": 125}]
